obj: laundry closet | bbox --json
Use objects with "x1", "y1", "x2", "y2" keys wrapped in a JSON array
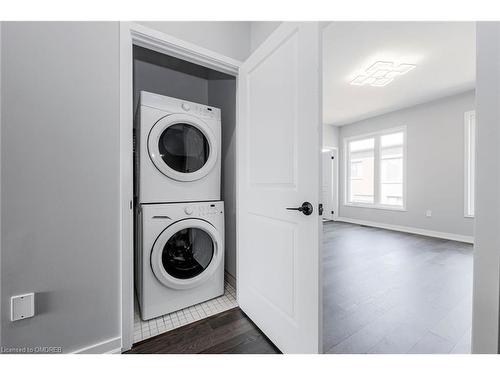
[{"x1": 132, "y1": 45, "x2": 238, "y2": 343}]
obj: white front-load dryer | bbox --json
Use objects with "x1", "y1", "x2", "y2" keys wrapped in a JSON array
[
  {"x1": 136, "y1": 91, "x2": 221, "y2": 204},
  {"x1": 135, "y1": 201, "x2": 224, "y2": 320}
]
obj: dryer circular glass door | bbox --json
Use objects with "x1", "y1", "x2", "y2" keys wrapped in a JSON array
[
  {"x1": 148, "y1": 113, "x2": 218, "y2": 182},
  {"x1": 151, "y1": 219, "x2": 223, "y2": 290}
]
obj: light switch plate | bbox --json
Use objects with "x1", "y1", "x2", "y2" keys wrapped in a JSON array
[{"x1": 11, "y1": 293, "x2": 35, "y2": 321}]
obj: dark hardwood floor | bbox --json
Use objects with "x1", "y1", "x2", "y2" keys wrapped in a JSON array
[
  {"x1": 128, "y1": 221, "x2": 472, "y2": 354},
  {"x1": 125, "y1": 307, "x2": 281, "y2": 354},
  {"x1": 323, "y1": 221, "x2": 473, "y2": 354}
]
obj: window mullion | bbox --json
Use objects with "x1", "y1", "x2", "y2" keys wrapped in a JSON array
[
  {"x1": 346, "y1": 141, "x2": 350, "y2": 204},
  {"x1": 374, "y1": 135, "x2": 381, "y2": 205}
]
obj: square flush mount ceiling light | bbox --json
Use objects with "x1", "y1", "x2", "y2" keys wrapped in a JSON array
[{"x1": 350, "y1": 61, "x2": 416, "y2": 87}]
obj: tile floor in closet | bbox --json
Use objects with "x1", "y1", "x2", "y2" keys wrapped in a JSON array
[{"x1": 134, "y1": 280, "x2": 238, "y2": 343}]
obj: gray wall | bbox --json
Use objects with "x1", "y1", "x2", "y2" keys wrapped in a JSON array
[
  {"x1": 0, "y1": 21, "x2": 257, "y2": 351},
  {"x1": 323, "y1": 124, "x2": 339, "y2": 148},
  {"x1": 250, "y1": 22, "x2": 281, "y2": 52},
  {"x1": 136, "y1": 22, "x2": 252, "y2": 61},
  {"x1": 134, "y1": 59, "x2": 209, "y2": 111},
  {"x1": 472, "y1": 22, "x2": 500, "y2": 354},
  {"x1": 338, "y1": 90, "x2": 475, "y2": 237},
  {"x1": 1, "y1": 22, "x2": 120, "y2": 352},
  {"x1": 208, "y1": 79, "x2": 237, "y2": 278},
  {"x1": 137, "y1": 21, "x2": 282, "y2": 60},
  {"x1": 137, "y1": 21, "x2": 283, "y2": 59}
]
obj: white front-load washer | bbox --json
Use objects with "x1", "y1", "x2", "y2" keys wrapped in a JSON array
[
  {"x1": 135, "y1": 201, "x2": 224, "y2": 320},
  {"x1": 136, "y1": 91, "x2": 221, "y2": 204}
]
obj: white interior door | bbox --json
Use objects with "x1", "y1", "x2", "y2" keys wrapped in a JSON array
[{"x1": 237, "y1": 22, "x2": 322, "y2": 353}]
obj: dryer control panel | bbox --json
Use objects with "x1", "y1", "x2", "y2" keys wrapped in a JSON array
[
  {"x1": 140, "y1": 91, "x2": 221, "y2": 121},
  {"x1": 179, "y1": 101, "x2": 220, "y2": 121}
]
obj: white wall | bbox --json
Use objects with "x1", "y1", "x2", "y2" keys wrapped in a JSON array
[
  {"x1": 338, "y1": 90, "x2": 475, "y2": 238},
  {"x1": 323, "y1": 124, "x2": 339, "y2": 148},
  {"x1": 250, "y1": 22, "x2": 281, "y2": 52},
  {"x1": 1, "y1": 22, "x2": 120, "y2": 353},
  {"x1": 136, "y1": 22, "x2": 252, "y2": 61},
  {"x1": 472, "y1": 22, "x2": 500, "y2": 354}
]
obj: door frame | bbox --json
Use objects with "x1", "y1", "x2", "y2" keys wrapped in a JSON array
[
  {"x1": 118, "y1": 22, "x2": 241, "y2": 351},
  {"x1": 322, "y1": 146, "x2": 339, "y2": 221}
]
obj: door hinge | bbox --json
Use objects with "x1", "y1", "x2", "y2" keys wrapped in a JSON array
[{"x1": 318, "y1": 203, "x2": 323, "y2": 215}]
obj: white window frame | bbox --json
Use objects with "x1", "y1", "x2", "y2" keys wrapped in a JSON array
[
  {"x1": 464, "y1": 110, "x2": 476, "y2": 218},
  {"x1": 344, "y1": 126, "x2": 407, "y2": 211}
]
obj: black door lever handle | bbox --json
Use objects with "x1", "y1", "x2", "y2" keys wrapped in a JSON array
[{"x1": 286, "y1": 202, "x2": 313, "y2": 216}]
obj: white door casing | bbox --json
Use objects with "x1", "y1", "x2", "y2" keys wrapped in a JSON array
[
  {"x1": 322, "y1": 148, "x2": 338, "y2": 221},
  {"x1": 237, "y1": 22, "x2": 322, "y2": 353},
  {"x1": 322, "y1": 150, "x2": 333, "y2": 220}
]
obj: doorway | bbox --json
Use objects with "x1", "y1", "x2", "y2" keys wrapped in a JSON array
[
  {"x1": 131, "y1": 44, "x2": 239, "y2": 343},
  {"x1": 321, "y1": 21, "x2": 475, "y2": 354},
  {"x1": 120, "y1": 21, "x2": 325, "y2": 354},
  {"x1": 120, "y1": 22, "x2": 324, "y2": 354},
  {"x1": 120, "y1": 22, "x2": 241, "y2": 351}
]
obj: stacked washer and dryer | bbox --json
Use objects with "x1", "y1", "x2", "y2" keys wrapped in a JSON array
[{"x1": 135, "y1": 91, "x2": 225, "y2": 320}]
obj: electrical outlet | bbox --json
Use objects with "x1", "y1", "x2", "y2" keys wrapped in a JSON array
[
  {"x1": 11, "y1": 293, "x2": 35, "y2": 321},
  {"x1": 426, "y1": 210, "x2": 432, "y2": 217}
]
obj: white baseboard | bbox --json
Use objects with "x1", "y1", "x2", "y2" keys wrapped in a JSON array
[
  {"x1": 72, "y1": 336, "x2": 122, "y2": 354},
  {"x1": 336, "y1": 217, "x2": 474, "y2": 244}
]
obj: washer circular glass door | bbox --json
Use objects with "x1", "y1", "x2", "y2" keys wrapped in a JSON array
[
  {"x1": 151, "y1": 219, "x2": 223, "y2": 290},
  {"x1": 148, "y1": 113, "x2": 217, "y2": 182}
]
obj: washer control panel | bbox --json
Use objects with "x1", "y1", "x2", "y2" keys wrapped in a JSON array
[{"x1": 184, "y1": 203, "x2": 221, "y2": 217}]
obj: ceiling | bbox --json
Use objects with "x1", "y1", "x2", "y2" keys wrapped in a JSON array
[{"x1": 322, "y1": 22, "x2": 476, "y2": 126}]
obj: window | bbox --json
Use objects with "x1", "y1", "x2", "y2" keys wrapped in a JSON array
[
  {"x1": 380, "y1": 132, "x2": 404, "y2": 206},
  {"x1": 348, "y1": 138, "x2": 374, "y2": 203},
  {"x1": 350, "y1": 160, "x2": 363, "y2": 179},
  {"x1": 345, "y1": 127, "x2": 406, "y2": 210},
  {"x1": 465, "y1": 111, "x2": 476, "y2": 217}
]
